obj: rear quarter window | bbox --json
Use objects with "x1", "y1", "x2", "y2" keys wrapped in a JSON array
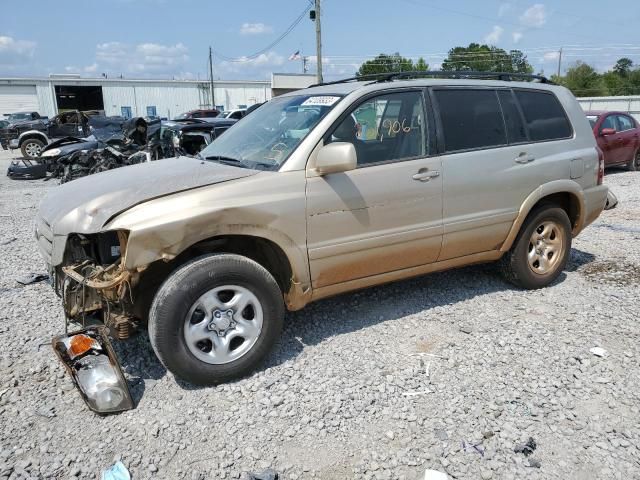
[
  {"x1": 514, "y1": 90, "x2": 572, "y2": 141},
  {"x1": 433, "y1": 89, "x2": 507, "y2": 152}
]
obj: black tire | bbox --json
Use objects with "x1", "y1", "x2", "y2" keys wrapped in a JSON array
[
  {"x1": 627, "y1": 149, "x2": 639, "y2": 171},
  {"x1": 148, "y1": 253, "x2": 284, "y2": 385},
  {"x1": 20, "y1": 138, "x2": 45, "y2": 159},
  {"x1": 499, "y1": 206, "x2": 572, "y2": 289}
]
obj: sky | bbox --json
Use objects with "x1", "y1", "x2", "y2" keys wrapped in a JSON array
[{"x1": 1, "y1": 0, "x2": 639, "y2": 81}]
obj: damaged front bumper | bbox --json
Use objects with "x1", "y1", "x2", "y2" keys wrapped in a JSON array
[
  {"x1": 52, "y1": 327, "x2": 133, "y2": 413},
  {"x1": 44, "y1": 231, "x2": 140, "y2": 413}
]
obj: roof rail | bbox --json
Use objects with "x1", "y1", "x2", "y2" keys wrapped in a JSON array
[{"x1": 309, "y1": 70, "x2": 555, "y2": 87}]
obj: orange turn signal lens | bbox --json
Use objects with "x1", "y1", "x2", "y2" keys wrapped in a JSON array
[{"x1": 68, "y1": 334, "x2": 100, "y2": 358}]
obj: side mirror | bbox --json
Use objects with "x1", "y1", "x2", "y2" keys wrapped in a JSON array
[
  {"x1": 601, "y1": 128, "x2": 616, "y2": 136},
  {"x1": 314, "y1": 142, "x2": 357, "y2": 175}
]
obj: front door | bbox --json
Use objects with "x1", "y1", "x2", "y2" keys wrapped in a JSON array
[
  {"x1": 306, "y1": 90, "x2": 443, "y2": 289},
  {"x1": 49, "y1": 112, "x2": 83, "y2": 138},
  {"x1": 598, "y1": 114, "x2": 624, "y2": 165}
]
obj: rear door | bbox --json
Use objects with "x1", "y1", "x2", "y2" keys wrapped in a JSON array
[
  {"x1": 306, "y1": 89, "x2": 443, "y2": 288},
  {"x1": 433, "y1": 87, "x2": 573, "y2": 261},
  {"x1": 616, "y1": 114, "x2": 638, "y2": 163}
]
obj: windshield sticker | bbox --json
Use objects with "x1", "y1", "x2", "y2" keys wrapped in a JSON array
[{"x1": 301, "y1": 96, "x2": 340, "y2": 107}]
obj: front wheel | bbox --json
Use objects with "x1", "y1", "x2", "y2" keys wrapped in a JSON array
[
  {"x1": 149, "y1": 254, "x2": 284, "y2": 385},
  {"x1": 499, "y1": 206, "x2": 572, "y2": 289},
  {"x1": 21, "y1": 138, "x2": 45, "y2": 159}
]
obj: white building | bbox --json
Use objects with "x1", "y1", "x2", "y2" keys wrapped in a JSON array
[{"x1": 0, "y1": 75, "x2": 272, "y2": 119}]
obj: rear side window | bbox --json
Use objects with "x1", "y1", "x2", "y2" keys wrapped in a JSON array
[
  {"x1": 434, "y1": 89, "x2": 507, "y2": 152},
  {"x1": 617, "y1": 115, "x2": 635, "y2": 131},
  {"x1": 497, "y1": 90, "x2": 527, "y2": 143},
  {"x1": 514, "y1": 90, "x2": 572, "y2": 141}
]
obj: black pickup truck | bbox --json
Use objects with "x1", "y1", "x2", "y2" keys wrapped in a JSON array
[{"x1": 0, "y1": 110, "x2": 99, "y2": 159}]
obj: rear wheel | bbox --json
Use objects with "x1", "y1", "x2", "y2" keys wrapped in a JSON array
[
  {"x1": 627, "y1": 149, "x2": 639, "y2": 171},
  {"x1": 148, "y1": 254, "x2": 284, "y2": 385},
  {"x1": 20, "y1": 138, "x2": 45, "y2": 159},
  {"x1": 499, "y1": 206, "x2": 572, "y2": 289}
]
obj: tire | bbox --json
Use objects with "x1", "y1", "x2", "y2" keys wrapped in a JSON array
[
  {"x1": 20, "y1": 138, "x2": 45, "y2": 159},
  {"x1": 627, "y1": 149, "x2": 639, "y2": 171},
  {"x1": 499, "y1": 206, "x2": 572, "y2": 289},
  {"x1": 148, "y1": 253, "x2": 284, "y2": 385}
]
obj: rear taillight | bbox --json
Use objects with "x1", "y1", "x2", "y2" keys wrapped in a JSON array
[{"x1": 596, "y1": 146, "x2": 604, "y2": 185}]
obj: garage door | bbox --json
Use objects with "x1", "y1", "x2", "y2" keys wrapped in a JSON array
[{"x1": 0, "y1": 85, "x2": 39, "y2": 117}]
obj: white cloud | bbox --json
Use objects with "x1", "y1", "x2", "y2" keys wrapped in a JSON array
[
  {"x1": 218, "y1": 51, "x2": 285, "y2": 77},
  {"x1": 484, "y1": 25, "x2": 504, "y2": 44},
  {"x1": 0, "y1": 35, "x2": 36, "y2": 68},
  {"x1": 498, "y1": 3, "x2": 512, "y2": 17},
  {"x1": 84, "y1": 63, "x2": 98, "y2": 73},
  {"x1": 239, "y1": 23, "x2": 273, "y2": 35},
  {"x1": 520, "y1": 4, "x2": 546, "y2": 27},
  {"x1": 95, "y1": 41, "x2": 189, "y2": 75},
  {"x1": 307, "y1": 55, "x2": 331, "y2": 65},
  {"x1": 543, "y1": 51, "x2": 559, "y2": 61},
  {"x1": 512, "y1": 31, "x2": 523, "y2": 43}
]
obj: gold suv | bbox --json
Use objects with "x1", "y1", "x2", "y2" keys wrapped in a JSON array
[{"x1": 37, "y1": 73, "x2": 609, "y2": 386}]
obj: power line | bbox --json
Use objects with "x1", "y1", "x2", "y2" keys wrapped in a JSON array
[{"x1": 214, "y1": 3, "x2": 312, "y2": 62}]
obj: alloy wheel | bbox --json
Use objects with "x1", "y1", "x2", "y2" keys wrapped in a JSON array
[
  {"x1": 527, "y1": 220, "x2": 564, "y2": 275},
  {"x1": 183, "y1": 285, "x2": 263, "y2": 364},
  {"x1": 25, "y1": 142, "x2": 42, "y2": 157}
]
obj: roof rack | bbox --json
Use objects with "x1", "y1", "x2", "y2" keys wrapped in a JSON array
[{"x1": 309, "y1": 70, "x2": 554, "y2": 87}]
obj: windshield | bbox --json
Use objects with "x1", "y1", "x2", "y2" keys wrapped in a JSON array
[
  {"x1": 198, "y1": 94, "x2": 342, "y2": 170},
  {"x1": 174, "y1": 112, "x2": 189, "y2": 120},
  {"x1": 587, "y1": 115, "x2": 599, "y2": 129},
  {"x1": 7, "y1": 113, "x2": 31, "y2": 121},
  {"x1": 219, "y1": 111, "x2": 230, "y2": 118}
]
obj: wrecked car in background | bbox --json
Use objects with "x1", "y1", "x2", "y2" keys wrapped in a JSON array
[
  {"x1": 0, "y1": 110, "x2": 99, "y2": 159},
  {"x1": 50, "y1": 117, "x2": 158, "y2": 183},
  {"x1": 38, "y1": 117, "x2": 231, "y2": 183},
  {"x1": 155, "y1": 118, "x2": 235, "y2": 157}
]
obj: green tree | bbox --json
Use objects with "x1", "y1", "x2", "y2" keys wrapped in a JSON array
[
  {"x1": 441, "y1": 43, "x2": 533, "y2": 73},
  {"x1": 414, "y1": 57, "x2": 429, "y2": 71},
  {"x1": 613, "y1": 58, "x2": 633, "y2": 77},
  {"x1": 558, "y1": 62, "x2": 608, "y2": 97},
  {"x1": 357, "y1": 53, "x2": 428, "y2": 77}
]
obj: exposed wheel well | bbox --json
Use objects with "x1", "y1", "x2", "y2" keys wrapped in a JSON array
[
  {"x1": 533, "y1": 192, "x2": 580, "y2": 230},
  {"x1": 133, "y1": 235, "x2": 293, "y2": 322},
  {"x1": 19, "y1": 133, "x2": 47, "y2": 146}
]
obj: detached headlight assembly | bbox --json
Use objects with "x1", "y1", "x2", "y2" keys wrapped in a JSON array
[
  {"x1": 40, "y1": 148, "x2": 61, "y2": 158},
  {"x1": 52, "y1": 327, "x2": 133, "y2": 414}
]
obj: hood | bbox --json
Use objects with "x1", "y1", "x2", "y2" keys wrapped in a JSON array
[
  {"x1": 39, "y1": 156, "x2": 258, "y2": 235},
  {"x1": 43, "y1": 137, "x2": 99, "y2": 156}
]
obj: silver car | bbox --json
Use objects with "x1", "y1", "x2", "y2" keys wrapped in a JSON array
[{"x1": 37, "y1": 73, "x2": 609, "y2": 392}]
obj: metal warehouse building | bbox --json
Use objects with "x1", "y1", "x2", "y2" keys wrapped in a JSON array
[{"x1": 0, "y1": 75, "x2": 271, "y2": 119}]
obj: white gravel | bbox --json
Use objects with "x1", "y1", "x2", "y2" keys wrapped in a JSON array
[{"x1": 0, "y1": 148, "x2": 639, "y2": 480}]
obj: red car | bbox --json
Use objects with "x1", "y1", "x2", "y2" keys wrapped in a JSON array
[
  {"x1": 586, "y1": 111, "x2": 640, "y2": 171},
  {"x1": 173, "y1": 109, "x2": 220, "y2": 120}
]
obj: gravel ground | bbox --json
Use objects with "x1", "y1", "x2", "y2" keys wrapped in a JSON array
[{"x1": 0, "y1": 148, "x2": 639, "y2": 480}]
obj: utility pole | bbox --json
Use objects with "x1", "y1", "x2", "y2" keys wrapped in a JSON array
[
  {"x1": 314, "y1": 0, "x2": 323, "y2": 83},
  {"x1": 209, "y1": 46, "x2": 216, "y2": 109},
  {"x1": 556, "y1": 47, "x2": 563, "y2": 78},
  {"x1": 302, "y1": 56, "x2": 308, "y2": 74}
]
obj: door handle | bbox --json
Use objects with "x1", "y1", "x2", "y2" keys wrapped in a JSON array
[
  {"x1": 412, "y1": 169, "x2": 440, "y2": 181},
  {"x1": 515, "y1": 152, "x2": 535, "y2": 164}
]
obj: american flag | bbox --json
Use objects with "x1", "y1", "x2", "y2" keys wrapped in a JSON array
[{"x1": 289, "y1": 50, "x2": 301, "y2": 61}]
